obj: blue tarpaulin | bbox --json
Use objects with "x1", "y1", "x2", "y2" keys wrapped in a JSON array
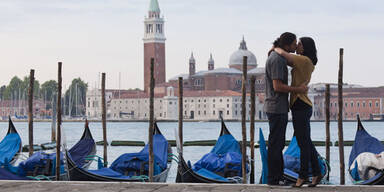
[
  {"x1": 192, "y1": 130, "x2": 246, "y2": 179},
  {"x1": 0, "y1": 133, "x2": 21, "y2": 165},
  {"x1": 109, "y1": 133, "x2": 168, "y2": 176},
  {"x1": 211, "y1": 134, "x2": 241, "y2": 155},
  {"x1": 17, "y1": 152, "x2": 64, "y2": 176},
  {"x1": 0, "y1": 168, "x2": 29, "y2": 180},
  {"x1": 193, "y1": 152, "x2": 243, "y2": 173},
  {"x1": 283, "y1": 136, "x2": 326, "y2": 176},
  {"x1": 259, "y1": 128, "x2": 268, "y2": 184},
  {"x1": 88, "y1": 168, "x2": 131, "y2": 179},
  {"x1": 195, "y1": 168, "x2": 229, "y2": 182}
]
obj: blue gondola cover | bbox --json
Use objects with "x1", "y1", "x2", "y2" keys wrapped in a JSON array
[
  {"x1": 259, "y1": 128, "x2": 268, "y2": 184},
  {"x1": 283, "y1": 136, "x2": 326, "y2": 176},
  {"x1": 17, "y1": 152, "x2": 64, "y2": 176},
  {"x1": 0, "y1": 133, "x2": 21, "y2": 165},
  {"x1": 192, "y1": 131, "x2": 246, "y2": 178},
  {"x1": 109, "y1": 133, "x2": 168, "y2": 176}
]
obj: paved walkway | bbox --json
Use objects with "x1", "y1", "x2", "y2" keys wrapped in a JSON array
[{"x1": 1, "y1": 181, "x2": 383, "y2": 192}]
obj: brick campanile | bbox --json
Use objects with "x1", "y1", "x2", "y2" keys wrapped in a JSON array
[{"x1": 143, "y1": 0, "x2": 166, "y2": 93}]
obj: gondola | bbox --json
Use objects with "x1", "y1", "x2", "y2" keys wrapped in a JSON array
[
  {"x1": 66, "y1": 122, "x2": 172, "y2": 182},
  {"x1": 0, "y1": 120, "x2": 96, "y2": 180},
  {"x1": 0, "y1": 117, "x2": 22, "y2": 165},
  {"x1": 258, "y1": 128, "x2": 330, "y2": 184},
  {"x1": 176, "y1": 119, "x2": 249, "y2": 183},
  {"x1": 348, "y1": 115, "x2": 384, "y2": 185}
]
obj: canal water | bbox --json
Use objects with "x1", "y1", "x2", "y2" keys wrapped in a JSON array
[{"x1": 1, "y1": 120, "x2": 383, "y2": 185}]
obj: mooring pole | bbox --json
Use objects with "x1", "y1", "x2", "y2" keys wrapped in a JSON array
[
  {"x1": 148, "y1": 58, "x2": 155, "y2": 182},
  {"x1": 241, "y1": 56, "x2": 248, "y2": 184},
  {"x1": 178, "y1": 77, "x2": 183, "y2": 155},
  {"x1": 338, "y1": 48, "x2": 345, "y2": 185},
  {"x1": 325, "y1": 84, "x2": 330, "y2": 181},
  {"x1": 28, "y1": 69, "x2": 35, "y2": 157},
  {"x1": 51, "y1": 96, "x2": 57, "y2": 142},
  {"x1": 250, "y1": 75, "x2": 256, "y2": 184},
  {"x1": 55, "y1": 62, "x2": 62, "y2": 180},
  {"x1": 101, "y1": 73, "x2": 107, "y2": 167}
]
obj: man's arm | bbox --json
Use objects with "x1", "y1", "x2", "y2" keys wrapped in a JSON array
[
  {"x1": 274, "y1": 48, "x2": 294, "y2": 67},
  {"x1": 273, "y1": 79, "x2": 308, "y2": 93}
]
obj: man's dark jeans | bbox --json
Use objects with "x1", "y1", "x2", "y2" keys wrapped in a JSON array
[
  {"x1": 292, "y1": 107, "x2": 321, "y2": 179},
  {"x1": 266, "y1": 112, "x2": 288, "y2": 184}
]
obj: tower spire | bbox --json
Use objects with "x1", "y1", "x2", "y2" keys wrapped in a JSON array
[
  {"x1": 239, "y1": 36, "x2": 247, "y2": 50},
  {"x1": 208, "y1": 53, "x2": 214, "y2": 71},
  {"x1": 189, "y1": 52, "x2": 196, "y2": 76},
  {"x1": 149, "y1": 0, "x2": 160, "y2": 13}
]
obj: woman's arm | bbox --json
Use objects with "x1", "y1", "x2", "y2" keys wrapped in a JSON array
[{"x1": 274, "y1": 47, "x2": 294, "y2": 66}]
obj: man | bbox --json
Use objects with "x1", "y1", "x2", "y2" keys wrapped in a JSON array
[{"x1": 264, "y1": 32, "x2": 308, "y2": 185}]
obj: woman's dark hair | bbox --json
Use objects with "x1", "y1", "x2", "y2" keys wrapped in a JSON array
[
  {"x1": 273, "y1": 32, "x2": 297, "y2": 48},
  {"x1": 300, "y1": 37, "x2": 318, "y2": 65}
]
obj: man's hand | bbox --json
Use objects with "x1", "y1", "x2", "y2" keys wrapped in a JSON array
[
  {"x1": 296, "y1": 80, "x2": 309, "y2": 93},
  {"x1": 297, "y1": 84, "x2": 308, "y2": 93}
]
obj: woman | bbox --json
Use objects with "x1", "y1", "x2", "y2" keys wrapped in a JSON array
[{"x1": 274, "y1": 37, "x2": 322, "y2": 187}]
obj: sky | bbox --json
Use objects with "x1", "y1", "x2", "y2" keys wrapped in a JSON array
[{"x1": 0, "y1": 0, "x2": 383, "y2": 90}]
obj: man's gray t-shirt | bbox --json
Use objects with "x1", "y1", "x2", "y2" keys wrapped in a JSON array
[{"x1": 263, "y1": 51, "x2": 289, "y2": 114}]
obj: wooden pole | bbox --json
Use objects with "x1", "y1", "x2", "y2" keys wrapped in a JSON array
[
  {"x1": 325, "y1": 84, "x2": 330, "y2": 181},
  {"x1": 249, "y1": 75, "x2": 256, "y2": 184},
  {"x1": 55, "y1": 62, "x2": 62, "y2": 180},
  {"x1": 338, "y1": 48, "x2": 345, "y2": 185},
  {"x1": 28, "y1": 69, "x2": 35, "y2": 157},
  {"x1": 148, "y1": 58, "x2": 155, "y2": 182},
  {"x1": 241, "y1": 56, "x2": 247, "y2": 183},
  {"x1": 101, "y1": 73, "x2": 107, "y2": 167},
  {"x1": 51, "y1": 96, "x2": 57, "y2": 142},
  {"x1": 178, "y1": 77, "x2": 183, "y2": 155}
]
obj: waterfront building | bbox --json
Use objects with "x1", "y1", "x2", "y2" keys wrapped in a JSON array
[
  {"x1": 0, "y1": 99, "x2": 46, "y2": 120},
  {"x1": 85, "y1": 89, "x2": 134, "y2": 119},
  {"x1": 313, "y1": 85, "x2": 384, "y2": 120},
  {"x1": 108, "y1": 88, "x2": 264, "y2": 121}
]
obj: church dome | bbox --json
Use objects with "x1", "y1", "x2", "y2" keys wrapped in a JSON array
[{"x1": 229, "y1": 38, "x2": 257, "y2": 67}]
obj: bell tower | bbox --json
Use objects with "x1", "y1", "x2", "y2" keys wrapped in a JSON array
[
  {"x1": 189, "y1": 52, "x2": 196, "y2": 76},
  {"x1": 208, "y1": 53, "x2": 214, "y2": 71},
  {"x1": 143, "y1": 0, "x2": 166, "y2": 92}
]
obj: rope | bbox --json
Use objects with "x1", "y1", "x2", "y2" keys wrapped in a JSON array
[
  {"x1": 169, "y1": 157, "x2": 179, "y2": 163},
  {"x1": 27, "y1": 175, "x2": 52, "y2": 181},
  {"x1": 130, "y1": 175, "x2": 149, "y2": 182}
]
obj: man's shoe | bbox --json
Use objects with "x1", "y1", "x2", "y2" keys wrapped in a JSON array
[{"x1": 268, "y1": 180, "x2": 291, "y2": 187}]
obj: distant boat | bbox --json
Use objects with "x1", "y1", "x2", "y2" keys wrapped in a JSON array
[{"x1": 176, "y1": 118, "x2": 249, "y2": 183}]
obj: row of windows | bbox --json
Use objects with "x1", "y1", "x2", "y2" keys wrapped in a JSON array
[
  {"x1": 235, "y1": 79, "x2": 264, "y2": 85},
  {"x1": 185, "y1": 98, "x2": 231, "y2": 103},
  {"x1": 330, "y1": 101, "x2": 379, "y2": 108}
]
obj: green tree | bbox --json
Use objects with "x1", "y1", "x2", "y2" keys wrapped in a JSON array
[
  {"x1": 22, "y1": 76, "x2": 40, "y2": 99},
  {"x1": 0, "y1": 86, "x2": 6, "y2": 100},
  {"x1": 3, "y1": 76, "x2": 23, "y2": 100},
  {"x1": 41, "y1": 80, "x2": 58, "y2": 109},
  {"x1": 64, "y1": 78, "x2": 88, "y2": 117}
]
